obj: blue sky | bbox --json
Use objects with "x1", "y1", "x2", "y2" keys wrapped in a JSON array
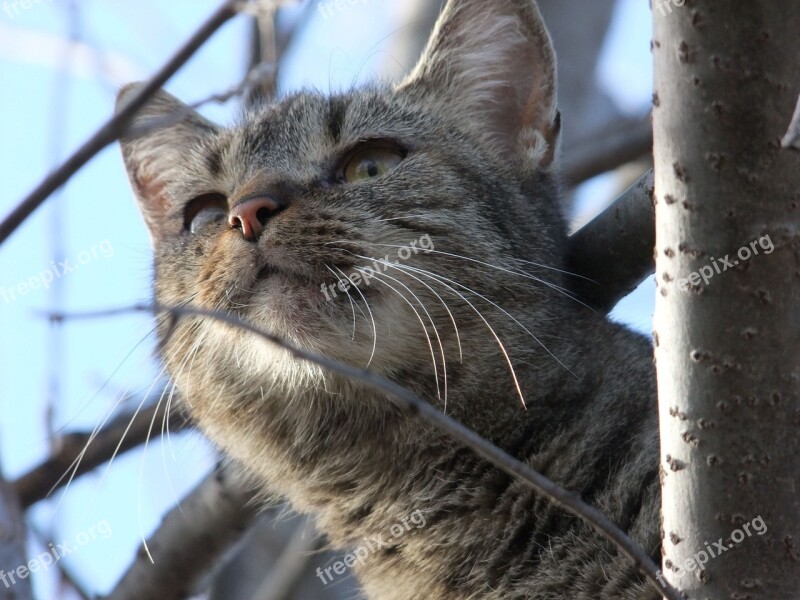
[{"x1": 0, "y1": 0, "x2": 653, "y2": 595}]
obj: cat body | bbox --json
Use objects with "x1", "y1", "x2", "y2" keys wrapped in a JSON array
[{"x1": 118, "y1": 0, "x2": 660, "y2": 597}]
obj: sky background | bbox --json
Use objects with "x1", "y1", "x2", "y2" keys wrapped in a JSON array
[{"x1": 0, "y1": 0, "x2": 653, "y2": 595}]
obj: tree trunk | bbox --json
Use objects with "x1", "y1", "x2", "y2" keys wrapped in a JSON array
[{"x1": 652, "y1": 2, "x2": 800, "y2": 598}]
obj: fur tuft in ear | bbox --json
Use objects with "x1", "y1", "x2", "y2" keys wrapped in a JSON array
[
  {"x1": 398, "y1": 0, "x2": 559, "y2": 169},
  {"x1": 116, "y1": 83, "x2": 219, "y2": 242}
]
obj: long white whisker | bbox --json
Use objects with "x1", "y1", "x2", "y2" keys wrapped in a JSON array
[
  {"x1": 326, "y1": 265, "x2": 357, "y2": 340},
  {"x1": 330, "y1": 241, "x2": 595, "y2": 312},
  {"x1": 360, "y1": 265, "x2": 448, "y2": 409},
  {"x1": 50, "y1": 346, "x2": 179, "y2": 517},
  {"x1": 351, "y1": 254, "x2": 463, "y2": 363},
  {"x1": 355, "y1": 267, "x2": 441, "y2": 401},
  {"x1": 333, "y1": 266, "x2": 378, "y2": 368},
  {"x1": 402, "y1": 263, "x2": 579, "y2": 381},
  {"x1": 394, "y1": 263, "x2": 527, "y2": 406},
  {"x1": 328, "y1": 239, "x2": 590, "y2": 280}
]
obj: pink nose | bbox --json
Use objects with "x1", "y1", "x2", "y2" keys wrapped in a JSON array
[{"x1": 228, "y1": 197, "x2": 284, "y2": 241}]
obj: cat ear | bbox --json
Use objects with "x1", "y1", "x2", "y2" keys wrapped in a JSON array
[
  {"x1": 116, "y1": 83, "x2": 219, "y2": 241},
  {"x1": 398, "y1": 0, "x2": 559, "y2": 168}
]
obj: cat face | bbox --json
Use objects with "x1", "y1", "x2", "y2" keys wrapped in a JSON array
[{"x1": 118, "y1": 0, "x2": 565, "y2": 411}]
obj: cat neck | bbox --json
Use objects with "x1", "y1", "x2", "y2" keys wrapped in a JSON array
[{"x1": 180, "y1": 307, "x2": 654, "y2": 543}]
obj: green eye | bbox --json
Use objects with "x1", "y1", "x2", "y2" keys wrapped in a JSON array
[{"x1": 342, "y1": 147, "x2": 404, "y2": 182}]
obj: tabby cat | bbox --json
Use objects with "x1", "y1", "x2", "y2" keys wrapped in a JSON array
[{"x1": 117, "y1": 0, "x2": 661, "y2": 597}]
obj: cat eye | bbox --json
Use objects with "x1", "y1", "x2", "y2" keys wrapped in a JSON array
[
  {"x1": 340, "y1": 145, "x2": 405, "y2": 183},
  {"x1": 184, "y1": 193, "x2": 228, "y2": 234}
]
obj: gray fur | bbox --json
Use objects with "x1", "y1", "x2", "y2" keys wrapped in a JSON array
[{"x1": 118, "y1": 0, "x2": 660, "y2": 598}]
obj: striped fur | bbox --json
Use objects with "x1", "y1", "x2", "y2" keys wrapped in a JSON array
[{"x1": 118, "y1": 0, "x2": 660, "y2": 597}]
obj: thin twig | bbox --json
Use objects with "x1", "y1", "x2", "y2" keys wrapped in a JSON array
[
  {"x1": 0, "y1": 0, "x2": 244, "y2": 245},
  {"x1": 13, "y1": 399, "x2": 187, "y2": 509},
  {"x1": 566, "y1": 169, "x2": 655, "y2": 312},
  {"x1": 54, "y1": 303, "x2": 681, "y2": 600}
]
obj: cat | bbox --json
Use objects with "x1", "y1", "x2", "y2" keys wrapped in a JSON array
[{"x1": 117, "y1": 0, "x2": 661, "y2": 598}]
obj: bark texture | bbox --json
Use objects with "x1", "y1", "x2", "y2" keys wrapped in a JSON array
[
  {"x1": 103, "y1": 465, "x2": 260, "y2": 600},
  {"x1": 0, "y1": 478, "x2": 33, "y2": 600},
  {"x1": 567, "y1": 169, "x2": 655, "y2": 312},
  {"x1": 652, "y1": 2, "x2": 800, "y2": 597}
]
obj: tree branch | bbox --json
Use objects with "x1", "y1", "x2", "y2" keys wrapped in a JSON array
[
  {"x1": 565, "y1": 169, "x2": 655, "y2": 312},
  {"x1": 14, "y1": 399, "x2": 187, "y2": 509},
  {"x1": 244, "y1": 0, "x2": 315, "y2": 107},
  {"x1": 0, "y1": 0, "x2": 244, "y2": 246},
  {"x1": 561, "y1": 115, "x2": 653, "y2": 187},
  {"x1": 103, "y1": 464, "x2": 260, "y2": 600},
  {"x1": 0, "y1": 476, "x2": 34, "y2": 600},
  {"x1": 55, "y1": 303, "x2": 681, "y2": 600},
  {"x1": 249, "y1": 520, "x2": 322, "y2": 600}
]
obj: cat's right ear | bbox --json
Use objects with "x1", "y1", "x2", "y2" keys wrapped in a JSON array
[
  {"x1": 116, "y1": 83, "x2": 219, "y2": 242},
  {"x1": 397, "y1": 0, "x2": 559, "y2": 170}
]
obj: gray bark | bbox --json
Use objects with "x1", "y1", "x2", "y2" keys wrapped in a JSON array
[
  {"x1": 104, "y1": 465, "x2": 260, "y2": 600},
  {"x1": 567, "y1": 169, "x2": 654, "y2": 312},
  {"x1": 0, "y1": 477, "x2": 34, "y2": 600},
  {"x1": 652, "y1": 2, "x2": 800, "y2": 597}
]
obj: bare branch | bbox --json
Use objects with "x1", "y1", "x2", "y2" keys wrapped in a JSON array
[
  {"x1": 0, "y1": 0, "x2": 244, "y2": 246},
  {"x1": 55, "y1": 303, "x2": 681, "y2": 600},
  {"x1": 103, "y1": 464, "x2": 260, "y2": 600},
  {"x1": 249, "y1": 520, "x2": 322, "y2": 600},
  {"x1": 14, "y1": 399, "x2": 187, "y2": 509},
  {"x1": 566, "y1": 169, "x2": 655, "y2": 312},
  {"x1": 0, "y1": 476, "x2": 34, "y2": 600},
  {"x1": 561, "y1": 116, "x2": 653, "y2": 187},
  {"x1": 245, "y1": 3, "x2": 279, "y2": 105},
  {"x1": 244, "y1": 0, "x2": 315, "y2": 106}
]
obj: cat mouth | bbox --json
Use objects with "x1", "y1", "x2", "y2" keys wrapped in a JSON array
[{"x1": 250, "y1": 262, "x2": 318, "y2": 297}]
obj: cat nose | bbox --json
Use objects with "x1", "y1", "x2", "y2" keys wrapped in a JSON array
[{"x1": 228, "y1": 197, "x2": 286, "y2": 241}]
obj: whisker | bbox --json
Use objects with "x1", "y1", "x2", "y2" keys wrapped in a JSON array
[
  {"x1": 354, "y1": 267, "x2": 441, "y2": 401},
  {"x1": 403, "y1": 263, "x2": 579, "y2": 381},
  {"x1": 335, "y1": 266, "x2": 378, "y2": 368},
  {"x1": 360, "y1": 265, "x2": 449, "y2": 409},
  {"x1": 326, "y1": 265, "x2": 358, "y2": 340},
  {"x1": 351, "y1": 253, "x2": 463, "y2": 363},
  {"x1": 391, "y1": 262, "x2": 528, "y2": 406},
  {"x1": 348, "y1": 242, "x2": 596, "y2": 313}
]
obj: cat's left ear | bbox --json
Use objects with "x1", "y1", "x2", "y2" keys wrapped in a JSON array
[
  {"x1": 398, "y1": 0, "x2": 559, "y2": 169},
  {"x1": 116, "y1": 83, "x2": 219, "y2": 242}
]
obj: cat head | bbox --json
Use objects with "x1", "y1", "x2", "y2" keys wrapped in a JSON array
[{"x1": 118, "y1": 0, "x2": 568, "y2": 415}]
